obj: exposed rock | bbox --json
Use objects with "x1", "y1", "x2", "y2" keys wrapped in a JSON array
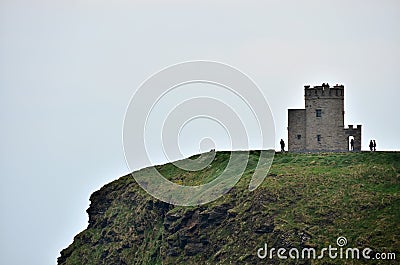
[{"x1": 58, "y1": 151, "x2": 400, "y2": 265}]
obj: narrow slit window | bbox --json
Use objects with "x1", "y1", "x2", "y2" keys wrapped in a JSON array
[
  {"x1": 317, "y1": 135, "x2": 321, "y2": 142},
  {"x1": 297, "y1": 134, "x2": 301, "y2": 140},
  {"x1": 316, "y1": 109, "x2": 322, "y2": 117}
]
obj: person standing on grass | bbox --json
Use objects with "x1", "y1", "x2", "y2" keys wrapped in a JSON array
[
  {"x1": 280, "y1": 139, "x2": 285, "y2": 152},
  {"x1": 373, "y1": 140, "x2": 376, "y2": 151},
  {"x1": 369, "y1": 140, "x2": 374, "y2": 151},
  {"x1": 350, "y1": 138, "x2": 354, "y2": 151}
]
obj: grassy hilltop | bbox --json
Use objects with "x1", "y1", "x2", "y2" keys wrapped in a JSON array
[{"x1": 58, "y1": 151, "x2": 400, "y2": 264}]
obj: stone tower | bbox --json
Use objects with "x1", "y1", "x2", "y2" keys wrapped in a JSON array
[{"x1": 288, "y1": 83, "x2": 361, "y2": 152}]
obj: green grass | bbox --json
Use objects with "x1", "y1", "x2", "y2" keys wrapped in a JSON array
[{"x1": 59, "y1": 151, "x2": 400, "y2": 265}]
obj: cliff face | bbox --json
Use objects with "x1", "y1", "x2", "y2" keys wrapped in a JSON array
[
  {"x1": 58, "y1": 152, "x2": 400, "y2": 264},
  {"x1": 58, "y1": 174, "x2": 171, "y2": 265}
]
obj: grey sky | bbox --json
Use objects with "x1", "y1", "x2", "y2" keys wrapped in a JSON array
[{"x1": 1, "y1": 1, "x2": 399, "y2": 264}]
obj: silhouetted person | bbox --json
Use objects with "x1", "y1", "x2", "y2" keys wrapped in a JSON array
[
  {"x1": 369, "y1": 140, "x2": 374, "y2": 152},
  {"x1": 373, "y1": 140, "x2": 376, "y2": 151},
  {"x1": 280, "y1": 139, "x2": 285, "y2": 152},
  {"x1": 350, "y1": 138, "x2": 354, "y2": 151}
]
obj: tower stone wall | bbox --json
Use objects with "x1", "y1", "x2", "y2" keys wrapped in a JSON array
[
  {"x1": 288, "y1": 84, "x2": 362, "y2": 152},
  {"x1": 288, "y1": 109, "x2": 306, "y2": 151}
]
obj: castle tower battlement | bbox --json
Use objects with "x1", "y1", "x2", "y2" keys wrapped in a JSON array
[
  {"x1": 288, "y1": 83, "x2": 362, "y2": 152},
  {"x1": 304, "y1": 84, "x2": 344, "y2": 99}
]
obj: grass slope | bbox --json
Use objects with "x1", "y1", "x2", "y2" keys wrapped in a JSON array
[{"x1": 58, "y1": 151, "x2": 400, "y2": 264}]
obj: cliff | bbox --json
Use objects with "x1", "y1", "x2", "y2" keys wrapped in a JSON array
[{"x1": 58, "y1": 151, "x2": 400, "y2": 264}]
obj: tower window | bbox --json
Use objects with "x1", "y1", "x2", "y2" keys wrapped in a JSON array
[
  {"x1": 317, "y1": 135, "x2": 321, "y2": 142},
  {"x1": 316, "y1": 109, "x2": 322, "y2": 117},
  {"x1": 297, "y1": 134, "x2": 301, "y2": 140}
]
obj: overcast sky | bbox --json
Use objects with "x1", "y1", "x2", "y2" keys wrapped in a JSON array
[{"x1": 1, "y1": 1, "x2": 399, "y2": 264}]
